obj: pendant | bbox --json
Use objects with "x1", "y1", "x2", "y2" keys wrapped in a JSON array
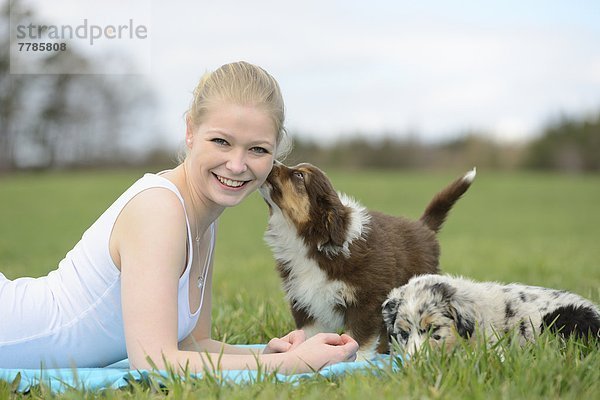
[{"x1": 195, "y1": 233, "x2": 203, "y2": 288}]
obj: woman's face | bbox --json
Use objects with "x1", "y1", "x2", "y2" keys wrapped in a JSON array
[{"x1": 186, "y1": 102, "x2": 277, "y2": 209}]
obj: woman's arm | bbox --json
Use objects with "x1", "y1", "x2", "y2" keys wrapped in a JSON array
[
  {"x1": 178, "y1": 240, "x2": 261, "y2": 356},
  {"x1": 148, "y1": 332, "x2": 357, "y2": 374},
  {"x1": 115, "y1": 188, "x2": 188, "y2": 369},
  {"x1": 178, "y1": 224, "x2": 309, "y2": 357},
  {"x1": 114, "y1": 188, "x2": 358, "y2": 373},
  {"x1": 176, "y1": 222, "x2": 261, "y2": 356},
  {"x1": 181, "y1": 331, "x2": 308, "y2": 356}
]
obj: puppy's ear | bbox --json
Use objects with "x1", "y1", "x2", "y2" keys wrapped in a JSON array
[
  {"x1": 450, "y1": 306, "x2": 475, "y2": 339},
  {"x1": 323, "y1": 206, "x2": 348, "y2": 246},
  {"x1": 431, "y1": 282, "x2": 456, "y2": 301},
  {"x1": 314, "y1": 194, "x2": 349, "y2": 256},
  {"x1": 382, "y1": 297, "x2": 402, "y2": 332},
  {"x1": 432, "y1": 282, "x2": 476, "y2": 339},
  {"x1": 304, "y1": 168, "x2": 349, "y2": 255}
]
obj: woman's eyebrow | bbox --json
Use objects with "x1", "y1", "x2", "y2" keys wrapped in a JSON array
[{"x1": 205, "y1": 129, "x2": 275, "y2": 148}]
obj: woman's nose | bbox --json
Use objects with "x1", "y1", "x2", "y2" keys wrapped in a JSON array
[{"x1": 226, "y1": 150, "x2": 248, "y2": 174}]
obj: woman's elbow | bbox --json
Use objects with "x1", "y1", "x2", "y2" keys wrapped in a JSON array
[{"x1": 128, "y1": 347, "x2": 178, "y2": 370}]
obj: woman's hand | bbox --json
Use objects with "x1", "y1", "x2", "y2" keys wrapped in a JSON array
[
  {"x1": 283, "y1": 332, "x2": 359, "y2": 373},
  {"x1": 263, "y1": 329, "x2": 306, "y2": 354}
]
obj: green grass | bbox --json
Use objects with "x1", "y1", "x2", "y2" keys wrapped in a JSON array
[{"x1": 1, "y1": 168, "x2": 599, "y2": 399}]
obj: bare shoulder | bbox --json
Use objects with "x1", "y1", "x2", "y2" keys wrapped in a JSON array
[
  {"x1": 111, "y1": 187, "x2": 187, "y2": 270},
  {"x1": 123, "y1": 187, "x2": 186, "y2": 220}
]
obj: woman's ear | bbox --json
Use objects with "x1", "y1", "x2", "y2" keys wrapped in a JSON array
[{"x1": 185, "y1": 115, "x2": 195, "y2": 148}]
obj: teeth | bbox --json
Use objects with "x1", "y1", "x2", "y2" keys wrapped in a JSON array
[{"x1": 216, "y1": 175, "x2": 246, "y2": 188}]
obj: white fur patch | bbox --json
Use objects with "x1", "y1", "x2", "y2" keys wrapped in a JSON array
[
  {"x1": 264, "y1": 202, "x2": 358, "y2": 330},
  {"x1": 329, "y1": 192, "x2": 371, "y2": 258},
  {"x1": 348, "y1": 330, "x2": 379, "y2": 361},
  {"x1": 463, "y1": 167, "x2": 477, "y2": 183}
]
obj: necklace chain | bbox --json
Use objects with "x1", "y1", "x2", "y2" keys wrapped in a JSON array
[
  {"x1": 195, "y1": 231, "x2": 206, "y2": 288},
  {"x1": 184, "y1": 162, "x2": 209, "y2": 289}
]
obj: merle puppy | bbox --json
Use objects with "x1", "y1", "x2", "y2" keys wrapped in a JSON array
[{"x1": 383, "y1": 274, "x2": 600, "y2": 355}]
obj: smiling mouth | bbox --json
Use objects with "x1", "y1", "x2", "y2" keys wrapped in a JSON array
[{"x1": 213, "y1": 173, "x2": 249, "y2": 188}]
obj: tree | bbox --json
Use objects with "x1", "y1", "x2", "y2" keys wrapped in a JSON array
[
  {"x1": 0, "y1": 0, "x2": 158, "y2": 170},
  {"x1": 525, "y1": 113, "x2": 600, "y2": 172}
]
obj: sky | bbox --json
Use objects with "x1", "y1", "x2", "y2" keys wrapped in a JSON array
[{"x1": 15, "y1": 0, "x2": 600, "y2": 148}]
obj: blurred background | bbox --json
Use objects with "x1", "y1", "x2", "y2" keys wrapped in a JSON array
[
  {"x1": 1, "y1": 1, "x2": 599, "y2": 336},
  {"x1": 1, "y1": 0, "x2": 600, "y2": 172}
]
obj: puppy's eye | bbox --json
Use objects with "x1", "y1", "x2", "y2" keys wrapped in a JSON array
[
  {"x1": 428, "y1": 326, "x2": 442, "y2": 340},
  {"x1": 398, "y1": 330, "x2": 409, "y2": 341},
  {"x1": 293, "y1": 171, "x2": 304, "y2": 180}
]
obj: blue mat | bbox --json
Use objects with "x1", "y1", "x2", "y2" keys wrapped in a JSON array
[{"x1": 0, "y1": 347, "x2": 400, "y2": 393}]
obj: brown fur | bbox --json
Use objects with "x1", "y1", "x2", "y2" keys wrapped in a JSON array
[{"x1": 259, "y1": 163, "x2": 475, "y2": 355}]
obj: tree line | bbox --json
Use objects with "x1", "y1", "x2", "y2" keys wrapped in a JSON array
[
  {"x1": 1, "y1": 0, "x2": 158, "y2": 171},
  {"x1": 284, "y1": 112, "x2": 600, "y2": 173}
]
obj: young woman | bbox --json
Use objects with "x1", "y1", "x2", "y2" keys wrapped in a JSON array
[{"x1": 0, "y1": 61, "x2": 358, "y2": 373}]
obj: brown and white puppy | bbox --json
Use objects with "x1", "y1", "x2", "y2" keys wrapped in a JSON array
[
  {"x1": 383, "y1": 274, "x2": 600, "y2": 356},
  {"x1": 258, "y1": 162, "x2": 476, "y2": 359}
]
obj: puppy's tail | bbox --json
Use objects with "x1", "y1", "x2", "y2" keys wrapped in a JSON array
[{"x1": 420, "y1": 168, "x2": 476, "y2": 233}]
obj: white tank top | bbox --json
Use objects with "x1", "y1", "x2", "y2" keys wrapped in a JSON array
[{"x1": 0, "y1": 172, "x2": 215, "y2": 368}]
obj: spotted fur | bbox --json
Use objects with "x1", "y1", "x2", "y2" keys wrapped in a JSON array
[
  {"x1": 383, "y1": 274, "x2": 600, "y2": 356},
  {"x1": 259, "y1": 162, "x2": 475, "y2": 359}
]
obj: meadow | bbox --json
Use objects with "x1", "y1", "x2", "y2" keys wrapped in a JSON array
[{"x1": 0, "y1": 168, "x2": 599, "y2": 399}]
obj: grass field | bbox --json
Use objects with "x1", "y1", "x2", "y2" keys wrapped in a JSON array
[{"x1": 1, "y1": 168, "x2": 599, "y2": 399}]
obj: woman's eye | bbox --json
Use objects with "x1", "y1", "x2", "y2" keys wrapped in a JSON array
[
  {"x1": 251, "y1": 146, "x2": 270, "y2": 155},
  {"x1": 211, "y1": 138, "x2": 229, "y2": 146}
]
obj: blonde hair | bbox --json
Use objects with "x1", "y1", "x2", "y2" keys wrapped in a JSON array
[{"x1": 186, "y1": 61, "x2": 292, "y2": 160}]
